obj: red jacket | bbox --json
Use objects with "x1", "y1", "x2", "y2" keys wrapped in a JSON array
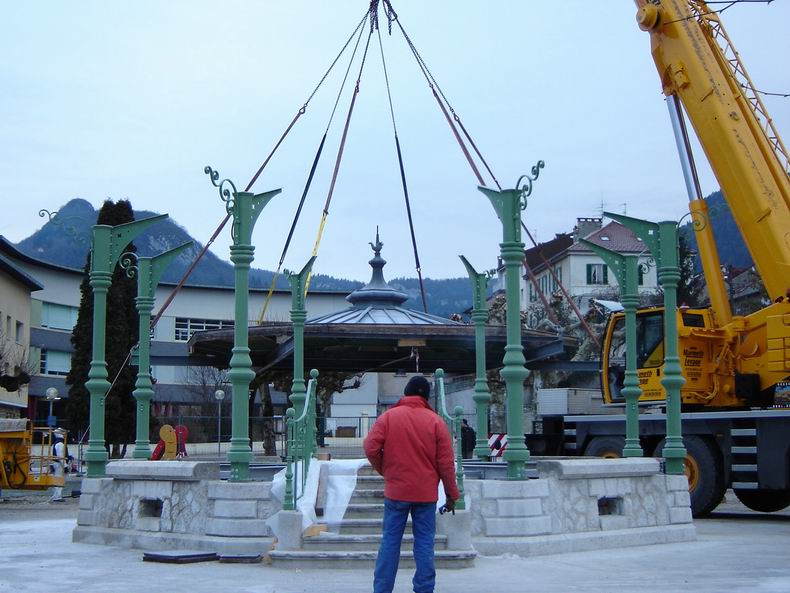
[{"x1": 363, "y1": 395, "x2": 460, "y2": 503}]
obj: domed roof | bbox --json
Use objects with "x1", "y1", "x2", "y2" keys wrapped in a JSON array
[{"x1": 308, "y1": 230, "x2": 459, "y2": 326}]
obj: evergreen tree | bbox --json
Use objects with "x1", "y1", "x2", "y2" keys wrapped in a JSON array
[{"x1": 66, "y1": 200, "x2": 139, "y2": 457}]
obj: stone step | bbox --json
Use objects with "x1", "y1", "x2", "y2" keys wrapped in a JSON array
[
  {"x1": 268, "y1": 549, "x2": 476, "y2": 570},
  {"x1": 343, "y1": 503, "x2": 385, "y2": 519},
  {"x1": 353, "y1": 476, "x2": 385, "y2": 491},
  {"x1": 350, "y1": 489, "x2": 386, "y2": 503},
  {"x1": 337, "y1": 518, "x2": 412, "y2": 535},
  {"x1": 357, "y1": 465, "x2": 378, "y2": 477},
  {"x1": 302, "y1": 533, "x2": 448, "y2": 552}
]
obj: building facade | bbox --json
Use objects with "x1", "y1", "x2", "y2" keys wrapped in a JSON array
[
  {"x1": 494, "y1": 217, "x2": 660, "y2": 328},
  {"x1": 0, "y1": 252, "x2": 43, "y2": 417}
]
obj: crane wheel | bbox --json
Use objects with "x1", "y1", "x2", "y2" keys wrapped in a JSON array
[
  {"x1": 655, "y1": 435, "x2": 725, "y2": 517},
  {"x1": 583, "y1": 436, "x2": 625, "y2": 459},
  {"x1": 733, "y1": 489, "x2": 790, "y2": 513}
]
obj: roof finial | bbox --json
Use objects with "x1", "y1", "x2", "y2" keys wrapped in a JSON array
[{"x1": 369, "y1": 226, "x2": 383, "y2": 256}]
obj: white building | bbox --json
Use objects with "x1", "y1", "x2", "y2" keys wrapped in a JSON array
[
  {"x1": 0, "y1": 236, "x2": 349, "y2": 427},
  {"x1": 495, "y1": 217, "x2": 660, "y2": 328}
]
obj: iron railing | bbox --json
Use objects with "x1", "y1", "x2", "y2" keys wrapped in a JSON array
[
  {"x1": 434, "y1": 368, "x2": 466, "y2": 509},
  {"x1": 284, "y1": 369, "x2": 319, "y2": 511}
]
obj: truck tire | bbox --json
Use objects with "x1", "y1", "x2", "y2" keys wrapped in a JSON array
[
  {"x1": 654, "y1": 435, "x2": 725, "y2": 517},
  {"x1": 584, "y1": 436, "x2": 625, "y2": 458},
  {"x1": 733, "y1": 489, "x2": 790, "y2": 513}
]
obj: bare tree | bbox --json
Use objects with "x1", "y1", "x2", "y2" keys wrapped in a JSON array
[{"x1": 0, "y1": 325, "x2": 35, "y2": 393}]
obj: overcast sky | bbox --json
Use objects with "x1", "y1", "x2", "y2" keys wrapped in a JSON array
[{"x1": 2, "y1": 1, "x2": 788, "y2": 281}]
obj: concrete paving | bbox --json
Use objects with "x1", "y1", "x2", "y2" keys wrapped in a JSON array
[{"x1": 1, "y1": 492, "x2": 789, "y2": 593}]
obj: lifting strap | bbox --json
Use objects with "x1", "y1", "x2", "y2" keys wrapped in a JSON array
[
  {"x1": 377, "y1": 25, "x2": 429, "y2": 313},
  {"x1": 101, "y1": 12, "x2": 372, "y2": 400},
  {"x1": 387, "y1": 2, "x2": 599, "y2": 344},
  {"x1": 305, "y1": 24, "x2": 375, "y2": 293},
  {"x1": 257, "y1": 14, "x2": 369, "y2": 323}
]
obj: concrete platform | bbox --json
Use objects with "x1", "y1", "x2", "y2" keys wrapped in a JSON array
[{"x1": 2, "y1": 494, "x2": 789, "y2": 593}]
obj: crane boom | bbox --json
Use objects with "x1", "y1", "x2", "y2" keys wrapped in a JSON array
[{"x1": 635, "y1": 0, "x2": 790, "y2": 301}]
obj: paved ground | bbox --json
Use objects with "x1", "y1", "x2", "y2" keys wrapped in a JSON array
[{"x1": 1, "y1": 491, "x2": 789, "y2": 593}]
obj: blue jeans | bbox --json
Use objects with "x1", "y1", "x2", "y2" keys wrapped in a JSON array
[{"x1": 374, "y1": 498, "x2": 436, "y2": 593}]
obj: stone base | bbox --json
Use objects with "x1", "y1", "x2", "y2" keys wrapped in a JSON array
[
  {"x1": 465, "y1": 458, "x2": 696, "y2": 557},
  {"x1": 473, "y1": 523, "x2": 696, "y2": 557},
  {"x1": 73, "y1": 461, "x2": 279, "y2": 555}
]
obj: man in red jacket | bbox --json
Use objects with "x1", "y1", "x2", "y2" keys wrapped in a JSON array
[{"x1": 363, "y1": 375, "x2": 459, "y2": 593}]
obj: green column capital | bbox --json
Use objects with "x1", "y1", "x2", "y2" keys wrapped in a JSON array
[
  {"x1": 205, "y1": 166, "x2": 281, "y2": 481},
  {"x1": 131, "y1": 241, "x2": 192, "y2": 460},
  {"x1": 288, "y1": 257, "x2": 317, "y2": 417},
  {"x1": 478, "y1": 167, "x2": 546, "y2": 480},
  {"x1": 459, "y1": 255, "x2": 492, "y2": 460}
]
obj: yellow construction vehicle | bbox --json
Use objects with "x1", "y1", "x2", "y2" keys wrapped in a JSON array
[
  {"x1": 554, "y1": 1, "x2": 790, "y2": 517},
  {"x1": 0, "y1": 419, "x2": 67, "y2": 491}
]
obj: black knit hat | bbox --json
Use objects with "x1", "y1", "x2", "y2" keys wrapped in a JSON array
[{"x1": 404, "y1": 375, "x2": 431, "y2": 399}]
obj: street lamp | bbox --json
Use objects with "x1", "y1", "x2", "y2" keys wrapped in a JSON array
[
  {"x1": 45, "y1": 387, "x2": 61, "y2": 428},
  {"x1": 214, "y1": 389, "x2": 225, "y2": 458}
]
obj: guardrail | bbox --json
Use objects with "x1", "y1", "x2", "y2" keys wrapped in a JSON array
[
  {"x1": 283, "y1": 369, "x2": 319, "y2": 511},
  {"x1": 434, "y1": 369, "x2": 466, "y2": 510}
]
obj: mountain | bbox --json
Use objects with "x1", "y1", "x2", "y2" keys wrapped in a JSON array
[
  {"x1": 679, "y1": 190, "x2": 753, "y2": 271},
  {"x1": 15, "y1": 199, "x2": 473, "y2": 317}
]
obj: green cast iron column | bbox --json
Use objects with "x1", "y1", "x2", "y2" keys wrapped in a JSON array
[
  {"x1": 205, "y1": 167, "x2": 281, "y2": 481},
  {"x1": 287, "y1": 257, "x2": 317, "y2": 419},
  {"x1": 459, "y1": 256, "x2": 492, "y2": 460},
  {"x1": 479, "y1": 164, "x2": 543, "y2": 479},
  {"x1": 657, "y1": 220, "x2": 686, "y2": 474},
  {"x1": 580, "y1": 240, "x2": 643, "y2": 457},
  {"x1": 85, "y1": 215, "x2": 168, "y2": 477},
  {"x1": 131, "y1": 243, "x2": 192, "y2": 459},
  {"x1": 607, "y1": 212, "x2": 687, "y2": 474}
]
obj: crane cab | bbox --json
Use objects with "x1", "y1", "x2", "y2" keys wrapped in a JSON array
[{"x1": 600, "y1": 306, "x2": 756, "y2": 408}]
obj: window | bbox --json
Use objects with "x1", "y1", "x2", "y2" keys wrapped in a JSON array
[
  {"x1": 638, "y1": 265, "x2": 644, "y2": 286},
  {"x1": 40, "y1": 349, "x2": 71, "y2": 376},
  {"x1": 586, "y1": 263, "x2": 608, "y2": 285},
  {"x1": 41, "y1": 303, "x2": 79, "y2": 331},
  {"x1": 39, "y1": 349, "x2": 47, "y2": 374},
  {"x1": 528, "y1": 283, "x2": 537, "y2": 303},
  {"x1": 552, "y1": 265, "x2": 562, "y2": 292},
  {"x1": 5, "y1": 315, "x2": 11, "y2": 336},
  {"x1": 15, "y1": 321, "x2": 23, "y2": 343},
  {"x1": 174, "y1": 318, "x2": 234, "y2": 341}
]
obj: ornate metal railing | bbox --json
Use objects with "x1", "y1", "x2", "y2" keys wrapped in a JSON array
[
  {"x1": 434, "y1": 368, "x2": 466, "y2": 510},
  {"x1": 284, "y1": 369, "x2": 319, "y2": 511}
]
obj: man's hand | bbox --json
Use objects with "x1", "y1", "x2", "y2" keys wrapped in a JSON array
[{"x1": 440, "y1": 498, "x2": 456, "y2": 515}]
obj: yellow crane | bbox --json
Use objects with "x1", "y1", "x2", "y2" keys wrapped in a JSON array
[{"x1": 556, "y1": 1, "x2": 790, "y2": 517}]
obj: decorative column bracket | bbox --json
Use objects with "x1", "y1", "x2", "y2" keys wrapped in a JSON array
[
  {"x1": 459, "y1": 255, "x2": 492, "y2": 461},
  {"x1": 287, "y1": 256, "x2": 317, "y2": 419},
  {"x1": 605, "y1": 211, "x2": 686, "y2": 475},
  {"x1": 85, "y1": 214, "x2": 168, "y2": 477},
  {"x1": 478, "y1": 162, "x2": 543, "y2": 480},
  {"x1": 130, "y1": 241, "x2": 193, "y2": 459},
  {"x1": 205, "y1": 165, "x2": 282, "y2": 482},
  {"x1": 579, "y1": 239, "x2": 643, "y2": 458}
]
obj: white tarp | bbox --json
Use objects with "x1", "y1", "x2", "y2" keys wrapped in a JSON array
[{"x1": 268, "y1": 459, "x2": 450, "y2": 542}]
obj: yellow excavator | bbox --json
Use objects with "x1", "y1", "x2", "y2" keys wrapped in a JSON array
[
  {"x1": 0, "y1": 419, "x2": 66, "y2": 491},
  {"x1": 558, "y1": 0, "x2": 790, "y2": 516}
]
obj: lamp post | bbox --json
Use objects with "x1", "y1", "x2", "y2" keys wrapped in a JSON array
[
  {"x1": 127, "y1": 242, "x2": 193, "y2": 460},
  {"x1": 459, "y1": 256, "x2": 492, "y2": 460},
  {"x1": 214, "y1": 389, "x2": 225, "y2": 458},
  {"x1": 478, "y1": 162, "x2": 544, "y2": 480},
  {"x1": 579, "y1": 240, "x2": 643, "y2": 457},
  {"x1": 84, "y1": 214, "x2": 168, "y2": 477},
  {"x1": 45, "y1": 387, "x2": 61, "y2": 428},
  {"x1": 205, "y1": 166, "x2": 281, "y2": 481},
  {"x1": 606, "y1": 212, "x2": 687, "y2": 474}
]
